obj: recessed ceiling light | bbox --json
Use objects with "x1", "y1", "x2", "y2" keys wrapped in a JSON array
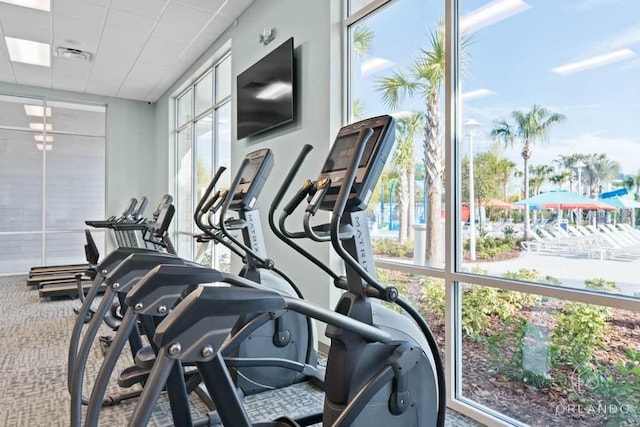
[
  {"x1": 34, "y1": 135, "x2": 53, "y2": 142},
  {"x1": 24, "y1": 104, "x2": 51, "y2": 117},
  {"x1": 551, "y1": 49, "x2": 636, "y2": 74},
  {"x1": 0, "y1": 0, "x2": 50, "y2": 12},
  {"x1": 460, "y1": 0, "x2": 531, "y2": 35},
  {"x1": 36, "y1": 143, "x2": 53, "y2": 151},
  {"x1": 5, "y1": 37, "x2": 50, "y2": 67},
  {"x1": 29, "y1": 122, "x2": 52, "y2": 131}
]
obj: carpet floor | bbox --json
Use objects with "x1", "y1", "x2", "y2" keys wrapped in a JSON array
[{"x1": 0, "y1": 274, "x2": 483, "y2": 426}]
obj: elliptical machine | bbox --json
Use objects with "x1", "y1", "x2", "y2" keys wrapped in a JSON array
[
  {"x1": 79, "y1": 149, "x2": 319, "y2": 427},
  {"x1": 126, "y1": 115, "x2": 445, "y2": 426}
]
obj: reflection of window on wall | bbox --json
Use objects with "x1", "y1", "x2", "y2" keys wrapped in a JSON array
[
  {"x1": 346, "y1": 1, "x2": 640, "y2": 426},
  {"x1": 0, "y1": 95, "x2": 106, "y2": 274},
  {"x1": 175, "y1": 53, "x2": 231, "y2": 270}
]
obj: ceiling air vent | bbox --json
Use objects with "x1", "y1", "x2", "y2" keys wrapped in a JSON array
[{"x1": 55, "y1": 47, "x2": 93, "y2": 62}]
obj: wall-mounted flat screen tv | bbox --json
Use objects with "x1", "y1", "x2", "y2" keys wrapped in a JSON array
[{"x1": 236, "y1": 37, "x2": 294, "y2": 140}]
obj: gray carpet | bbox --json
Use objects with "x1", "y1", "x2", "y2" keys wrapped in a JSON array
[{"x1": 0, "y1": 274, "x2": 483, "y2": 426}]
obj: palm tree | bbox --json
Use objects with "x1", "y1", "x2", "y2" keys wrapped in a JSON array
[
  {"x1": 392, "y1": 112, "x2": 423, "y2": 243},
  {"x1": 582, "y1": 153, "x2": 620, "y2": 198},
  {"x1": 491, "y1": 105, "x2": 566, "y2": 239},
  {"x1": 376, "y1": 23, "x2": 471, "y2": 267},
  {"x1": 556, "y1": 153, "x2": 587, "y2": 193},
  {"x1": 529, "y1": 164, "x2": 555, "y2": 195},
  {"x1": 350, "y1": 24, "x2": 374, "y2": 123},
  {"x1": 496, "y1": 158, "x2": 516, "y2": 201},
  {"x1": 550, "y1": 170, "x2": 572, "y2": 190},
  {"x1": 352, "y1": 24, "x2": 374, "y2": 58}
]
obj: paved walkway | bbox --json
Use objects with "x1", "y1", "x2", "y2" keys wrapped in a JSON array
[{"x1": 472, "y1": 250, "x2": 640, "y2": 296}]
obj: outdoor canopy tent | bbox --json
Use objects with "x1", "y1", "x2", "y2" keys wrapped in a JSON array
[
  {"x1": 599, "y1": 196, "x2": 640, "y2": 209},
  {"x1": 514, "y1": 190, "x2": 617, "y2": 211}
]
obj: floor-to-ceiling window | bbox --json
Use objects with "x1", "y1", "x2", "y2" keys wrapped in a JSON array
[
  {"x1": 174, "y1": 52, "x2": 231, "y2": 270},
  {"x1": 346, "y1": 1, "x2": 639, "y2": 425},
  {"x1": 0, "y1": 95, "x2": 106, "y2": 274}
]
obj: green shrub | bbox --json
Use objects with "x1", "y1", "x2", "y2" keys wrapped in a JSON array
[
  {"x1": 572, "y1": 349, "x2": 640, "y2": 425},
  {"x1": 419, "y1": 277, "x2": 445, "y2": 323},
  {"x1": 372, "y1": 239, "x2": 414, "y2": 258},
  {"x1": 503, "y1": 225, "x2": 516, "y2": 241},
  {"x1": 550, "y1": 278, "x2": 618, "y2": 368},
  {"x1": 584, "y1": 277, "x2": 620, "y2": 293},
  {"x1": 551, "y1": 302, "x2": 610, "y2": 368}
]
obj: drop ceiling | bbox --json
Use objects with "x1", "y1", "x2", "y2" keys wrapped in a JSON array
[{"x1": 0, "y1": 0, "x2": 253, "y2": 102}]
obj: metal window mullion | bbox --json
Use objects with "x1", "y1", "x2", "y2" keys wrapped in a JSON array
[
  {"x1": 41, "y1": 99, "x2": 48, "y2": 265},
  {"x1": 445, "y1": 0, "x2": 461, "y2": 408},
  {"x1": 375, "y1": 258, "x2": 640, "y2": 311},
  {"x1": 344, "y1": 0, "x2": 397, "y2": 26},
  {"x1": 190, "y1": 85, "x2": 197, "y2": 258}
]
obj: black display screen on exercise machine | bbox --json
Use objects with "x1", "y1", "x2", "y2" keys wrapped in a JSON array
[
  {"x1": 230, "y1": 148, "x2": 274, "y2": 211},
  {"x1": 319, "y1": 115, "x2": 395, "y2": 212}
]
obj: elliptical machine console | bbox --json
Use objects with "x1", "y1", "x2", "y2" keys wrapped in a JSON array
[
  {"x1": 230, "y1": 148, "x2": 274, "y2": 211},
  {"x1": 318, "y1": 115, "x2": 394, "y2": 211}
]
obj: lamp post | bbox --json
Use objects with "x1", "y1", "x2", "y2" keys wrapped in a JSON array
[
  {"x1": 575, "y1": 161, "x2": 585, "y2": 225},
  {"x1": 465, "y1": 119, "x2": 480, "y2": 262}
]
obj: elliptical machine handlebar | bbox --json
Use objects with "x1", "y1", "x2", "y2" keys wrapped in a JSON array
[
  {"x1": 217, "y1": 155, "x2": 304, "y2": 299},
  {"x1": 268, "y1": 145, "x2": 341, "y2": 282},
  {"x1": 194, "y1": 166, "x2": 227, "y2": 224}
]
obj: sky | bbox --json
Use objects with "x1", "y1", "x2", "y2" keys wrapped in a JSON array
[{"x1": 350, "y1": 0, "x2": 640, "y2": 187}]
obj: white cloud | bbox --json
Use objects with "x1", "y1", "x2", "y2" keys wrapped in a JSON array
[
  {"x1": 550, "y1": 49, "x2": 636, "y2": 75},
  {"x1": 360, "y1": 57, "x2": 395, "y2": 77},
  {"x1": 608, "y1": 24, "x2": 640, "y2": 50},
  {"x1": 567, "y1": 0, "x2": 623, "y2": 12},
  {"x1": 523, "y1": 132, "x2": 640, "y2": 175}
]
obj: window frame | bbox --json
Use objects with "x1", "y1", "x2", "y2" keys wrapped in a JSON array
[
  {"x1": 0, "y1": 94, "x2": 106, "y2": 274},
  {"x1": 344, "y1": 1, "x2": 640, "y2": 425},
  {"x1": 173, "y1": 51, "x2": 232, "y2": 263}
]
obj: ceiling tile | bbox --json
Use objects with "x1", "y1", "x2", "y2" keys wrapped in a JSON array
[
  {"x1": 53, "y1": 0, "x2": 108, "y2": 25},
  {"x1": 0, "y1": 54, "x2": 15, "y2": 83},
  {"x1": 85, "y1": 77, "x2": 121, "y2": 97},
  {"x1": 12, "y1": 62, "x2": 51, "y2": 87},
  {"x1": 154, "y1": 2, "x2": 213, "y2": 43},
  {"x1": 203, "y1": 13, "x2": 234, "y2": 35},
  {"x1": 117, "y1": 85, "x2": 153, "y2": 101},
  {"x1": 52, "y1": 56, "x2": 92, "y2": 92},
  {"x1": 0, "y1": 2, "x2": 50, "y2": 23},
  {"x1": 89, "y1": 27, "x2": 148, "y2": 80},
  {"x1": 53, "y1": 15, "x2": 103, "y2": 53},
  {"x1": 79, "y1": 0, "x2": 110, "y2": 6},
  {"x1": 0, "y1": 0, "x2": 252, "y2": 101},
  {"x1": 1, "y1": 13, "x2": 51, "y2": 44},
  {"x1": 174, "y1": 0, "x2": 225, "y2": 12},
  {"x1": 137, "y1": 35, "x2": 189, "y2": 66},
  {"x1": 219, "y1": 0, "x2": 253, "y2": 18},
  {"x1": 110, "y1": 0, "x2": 168, "y2": 19},
  {"x1": 104, "y1": 9, "x2": 157, "y2": 35}
]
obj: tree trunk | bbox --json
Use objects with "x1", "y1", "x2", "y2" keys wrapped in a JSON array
[
  {"x1": 522, "y1": 147, "x2": 531, "y2": 240},
  {"x1": 424, "y1": 92, "x2": 443, "y2": 268},
  {"x1": 408, "y1": 167, "x2": 415, "y2": 241}
]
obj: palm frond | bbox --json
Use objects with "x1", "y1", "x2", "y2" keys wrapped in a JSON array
[
  {"x1": 375, "y1": 71, "x2": 418, "y2": 109},
  {"x1": 490, "y1": 119, "x2": 514, "y2": 148},
  {"x1": 352, "y1": 24, "x2": 375, "y2": 58}
]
